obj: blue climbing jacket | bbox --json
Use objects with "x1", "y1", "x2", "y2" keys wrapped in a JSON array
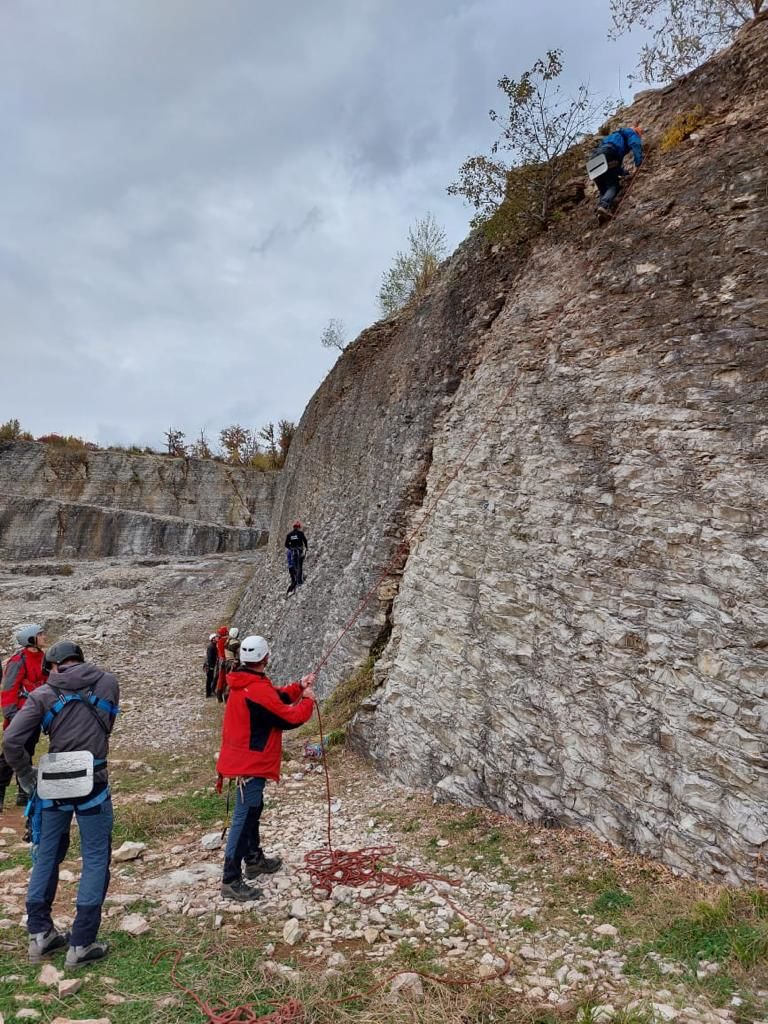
[{"x1": 601, "y1": 128, "x2": 643, "y2": 170}]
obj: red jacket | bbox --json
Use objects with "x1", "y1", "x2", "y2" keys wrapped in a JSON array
[
  {"x1": 216, "y1": 667, "x2": 314, "y2": 781},
  {"x1": 1, "y1": 648, "x2": 48, "y2": 728}
]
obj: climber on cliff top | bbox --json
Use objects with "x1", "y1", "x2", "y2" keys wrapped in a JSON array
[
  {"x1": 0, "y1": 624, "x2": 48, "y2": 812},
  {"x1": 586, "y1": 126, "x2": 643, "y2": 221},
  {"x1": 285, "y1": 521, "x2": 308, "y2": 596},
  {"x1": 216, "y1": 635, "x2": 316, "y2": 902}
]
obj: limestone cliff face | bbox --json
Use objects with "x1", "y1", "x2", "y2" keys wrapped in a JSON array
[
  {"x1": 236, "y1": 239, "x2": 518, "y2": 686},
  {"x1": 247, "y1": 21, "x2": 767, "y2": 882},
  {"x1": 0, "y1": 442, "x2": 276, "y2": 558}
]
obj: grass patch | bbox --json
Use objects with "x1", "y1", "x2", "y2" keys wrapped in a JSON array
[
  {"x1": 113, "y1": 788, "x2": 224, "y2": 845},
  {"x1": 296, "y1": 657, "x2": 376, "y2": 745},
  {"x1": 590, "y1": 887, "x2": 634, "y2": 916},
  {"x1": 623, "y1": 891, "x2": 768, "y2": 1007},
  {"x1": 0, "y1": 926, "x2": 278, "y2": 1024}
]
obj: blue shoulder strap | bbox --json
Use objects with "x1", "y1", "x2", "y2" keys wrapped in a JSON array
[{"x1": 41, "y1": 689, "x2": 120, "y2": 733}]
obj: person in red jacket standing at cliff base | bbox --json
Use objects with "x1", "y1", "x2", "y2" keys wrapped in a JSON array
[
  {"x1": 216, "y1": 635, "x2": 316, "y2": 902},
  {"x1": 0, "y1": 623, "x2": 48, "y2": 811}
]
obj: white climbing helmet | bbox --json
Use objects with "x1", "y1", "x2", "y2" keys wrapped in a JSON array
[
  {"x1": 239, "y1": 635, "x2": 270, "y2": 664},
  {"x1": 209, "y1": 633, "x2": 217, "y2": 642},
  {"x1": 16, "y1": 623, "x2": 44, "y2": 647},
  {"x1": 229, "y1": 627, "x2": 239, "y2": 639}
]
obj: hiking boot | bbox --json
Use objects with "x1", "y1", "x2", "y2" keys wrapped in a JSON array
[
  {"x1": 221, "y1": 878, "x2": 263, "y2": 902},
  {"x1": 65, "y1": 941, "x2": 109, "y2": 969},
  {"x1": 245, "y1": 852, "x2": 283, "y2": 878},
  {"x1": 596, "y1": 205, "x2": 614, "y2": 221},
  {"x1": 28, "y1": 928, "x2": 69, "y2": 963},
  {"x1": 16, "y1": 788, "x2": 28, "y2": 807}
]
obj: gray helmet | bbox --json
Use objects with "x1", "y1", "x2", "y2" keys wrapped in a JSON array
[
  {"x1": 46, "y1": 640, "x2": 85, "y2": 665},
  {"x1": 15, "y1": 623, "x2": 44, "y2": 647}
]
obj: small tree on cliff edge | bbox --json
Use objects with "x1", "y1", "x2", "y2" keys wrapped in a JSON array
[
  {"x1": 378, "y1": 213, "x2": 447, "y2": 317},
  {"x1": 164, "y1": 427, "x2": 187, "y2": 457},
  {"x1": 320, "y1": 318, "x2": 347, "y2": 352},
  {"x1": 448, "y1": 51, "x2": 606, "y2": 240},
  {"x1": 610, "y1": 0, "x2": 765, "y2": 83}
]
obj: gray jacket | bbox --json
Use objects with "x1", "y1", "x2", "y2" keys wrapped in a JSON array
[{"x1": 3, "y1": 663, "x2": 119, "y2": 787}]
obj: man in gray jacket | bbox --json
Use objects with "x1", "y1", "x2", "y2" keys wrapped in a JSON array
[{"x1": 3, "y1": 640, "x2": 119, "y2": 967}]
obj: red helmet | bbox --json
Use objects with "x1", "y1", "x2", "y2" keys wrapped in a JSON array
[
  {"x1": 217, "y1": 625, "x2": 228, "y2": 636},
  {"x1": 631, "y1": 125, "x2": 642, "y2": 139},
  {"x1": 293, "y1": 521, "x2": 301, "y2": 529}
]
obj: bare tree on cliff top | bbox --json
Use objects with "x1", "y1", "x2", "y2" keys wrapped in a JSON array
[
  {"x1": 610, "y1": 0, "x2": 765, "y2": 83},
  {"x1": 448, "y1": 51, "x2": 606, "y2": 240},
  {"x1": 164, "y1": 427, "x2": 187, "y2": 457},
  {"x1": 320, "y1": 318, "x2": 347, "y2": 352},
  {"x1": 378, "y1": 213, "x2": 447, "y2": 316}
]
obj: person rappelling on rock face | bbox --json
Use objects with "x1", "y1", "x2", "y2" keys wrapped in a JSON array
[
  {"x1": 216, "y1": 636, "x2": 316, "y2": 902},
  {"x1": 284, "y1": 521, "x2": 308, "y2": 595},
  {"x1": 586, "y1": 126, "x2": 643, "y2": 221},
  {"x1": 0, "y1": 624, "x2": 48, "y2": 812}
]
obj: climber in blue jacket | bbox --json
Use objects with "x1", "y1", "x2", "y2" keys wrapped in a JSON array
[{"x1": 588, "y1": 126, "x2": 643, "y2": 221}]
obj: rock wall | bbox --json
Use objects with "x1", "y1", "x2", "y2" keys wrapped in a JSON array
[
  {"x1": 0, "y1": 442, "x2": 277, "y2": 528},
  {"x1": 0, "y1": 442, "x2": 277, "y2": 558},
  {"x1": 236, "y1": 239, "x2": 520, "y2": 686},
  {"x1": 0, "y1": 496, "x2": 265, "y2": 558},
  {"x1": 349, "y1": 20, "x2": 768, "y2": 884}
]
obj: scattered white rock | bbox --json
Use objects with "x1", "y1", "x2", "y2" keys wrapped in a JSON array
[
  {"x1": 37, "y1": 962, "x2": 63, "y2": 987},
  {"x1": 201, "y1": 832, "x2": 222, "y2": 851},
  {"x1": 16, "y1": 1013, "x2": 41, "y2": 1021},
  {"x1": 594, "y1": 923, "x2": 618, "y2": 938},
  {"x1": 363, "y1": 927, "x2": 379, "y2": 944},
  {"x1": 387, "y1": 972, "x2": 424, "y2": 1002},
  {"x1": 282, "y1": 918, "x2": 302, "y2": 946},
  {"x1": 57, "y1": 978, "x2": 83, "y2": 998},
  {"x1": 112, "y1": 841, "x2": 146, "y2": 863},
  {"x1": 120, "y1": 913, "x2": 150, "y2": 937},
  {"x1": 289, "y1": 898, "x2": 308, "y2": 920}
]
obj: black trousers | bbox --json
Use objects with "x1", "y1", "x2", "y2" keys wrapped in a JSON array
[{"x1": 0, "y1": 726, "x2": 40, "y2": 792}]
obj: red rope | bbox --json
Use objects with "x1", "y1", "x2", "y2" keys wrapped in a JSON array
[{"x1": 154, "y1": 950, "x2": 304, "y2": 1024}]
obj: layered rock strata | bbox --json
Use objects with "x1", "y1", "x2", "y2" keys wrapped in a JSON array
[
  {"x1": 0, "y1": 442, "x2": 276, "y2": 528},
  {"x1": 0, "y1": 496, "x2": 265, "y2": 558},
  {"x1": 350, "y1": 20, "x2": 768, "y2": 884},
  {"x1": 0, "y1": 442, "x2": 276, "y2": 558}
]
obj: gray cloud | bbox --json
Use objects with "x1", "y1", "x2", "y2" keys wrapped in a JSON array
[{"x1": 0, "y1": 1, "x2": 647, "y2": 447}]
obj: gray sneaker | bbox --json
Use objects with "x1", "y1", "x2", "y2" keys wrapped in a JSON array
[
  {"x1": 65, "y1": 941, "x2": 109, "y2": 969},
  {"x1": 28, "y1": 928, "x2": 69, "y2": 963},
  {"x1": 221, "y1": 878, "x2": 263, "y2": 902}
]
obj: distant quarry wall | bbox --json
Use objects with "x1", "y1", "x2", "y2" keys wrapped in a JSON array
[
  {"x1": 0, "y1": 443, "x2": 277, "y2": 558},
  {"x1": 243, "y1": 20, "x2": 768, "y2": 885}
]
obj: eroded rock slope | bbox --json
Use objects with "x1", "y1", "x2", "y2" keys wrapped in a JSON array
[
  {"x1": 0, "y1": 442, "x2": 276, "y2": 557},
  {"x1": 350, "y1": 20, "x2": 768, "y2": 884}
]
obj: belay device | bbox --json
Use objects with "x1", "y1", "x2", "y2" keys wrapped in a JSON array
[
  {"x1": 36, "y1": 750, "x2": 95, "y2": 800},
  {"x1": 586, "y1": 152, "x2": 609, "y2": 180}
]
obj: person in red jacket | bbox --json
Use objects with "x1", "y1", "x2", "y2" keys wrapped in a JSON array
[
  {"x1": 216, "y1": 635, "x2": 315, "y2": 902},
  {"x1": 0, "y1": 623, "x2": 47, "y2": 811},
  {"x1": 214, "y1": 625, "x2": 229, "y2": 703}
]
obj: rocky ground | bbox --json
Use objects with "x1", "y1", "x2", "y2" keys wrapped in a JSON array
[
  {"x1": 0, "y1": 556, "x2": 766, "y2": 1023},
  {"x1": 0, "y1": 553, "x2": 261, "y2": 752}
]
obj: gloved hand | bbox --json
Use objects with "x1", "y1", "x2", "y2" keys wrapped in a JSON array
[
  {"x1": 300, "y1": 672, "x2": 317, "y2": 691},
  {"x1": 17, "y1": 766, "x2": 37, "y2": 796}
]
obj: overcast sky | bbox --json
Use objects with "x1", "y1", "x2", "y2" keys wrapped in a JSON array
[{"x1": 0, "y1": 1, "x2": 646, "y2": 449}]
